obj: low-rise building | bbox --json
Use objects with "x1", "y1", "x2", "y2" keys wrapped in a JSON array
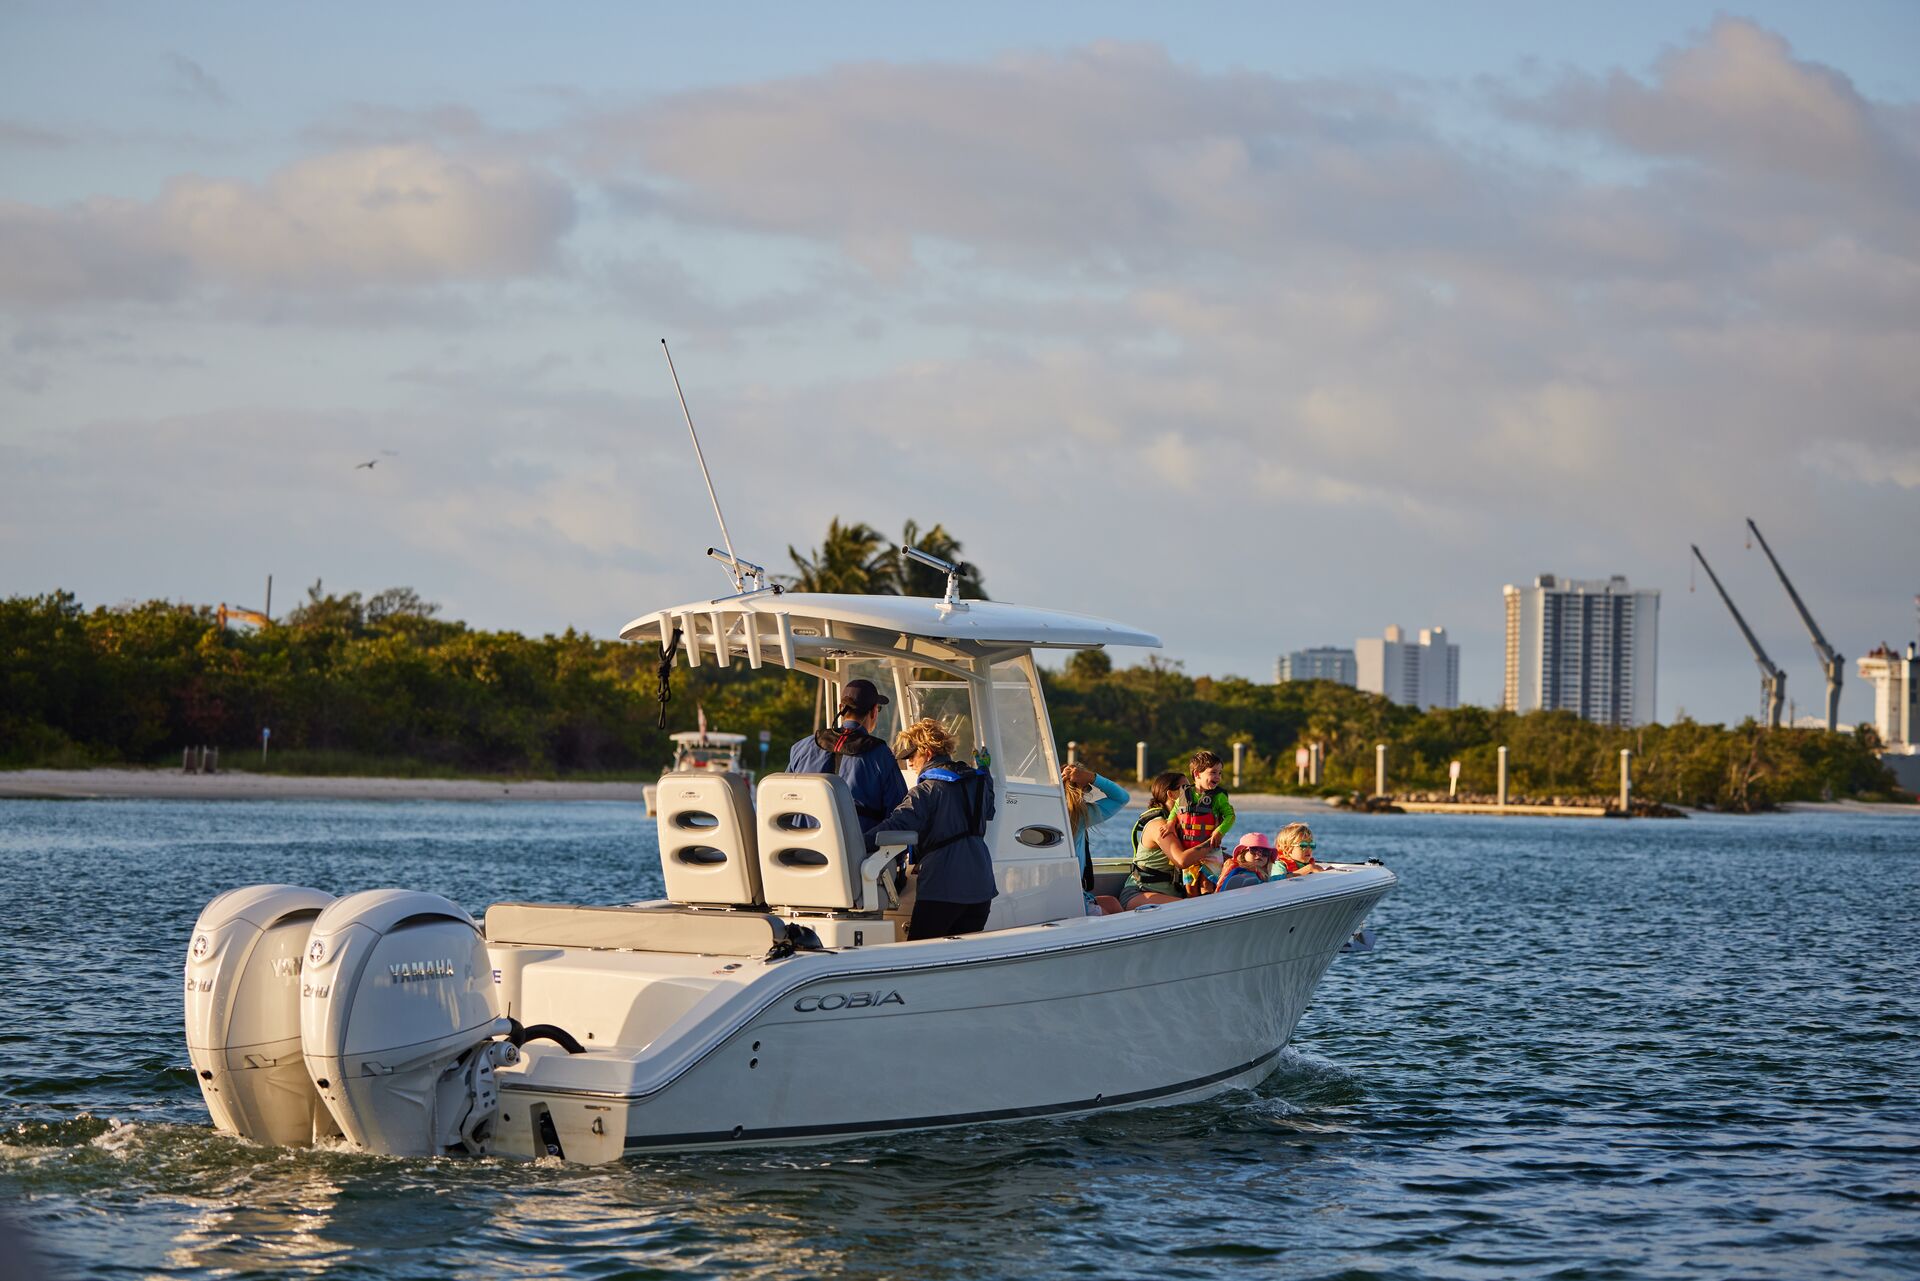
[{"x1": 1275, "y1": 647, "x2": 1357, "y2": 686}]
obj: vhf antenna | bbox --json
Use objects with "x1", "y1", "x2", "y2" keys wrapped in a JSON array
[{"x1": 661, "y1": 338, "x2": 761, "y2": 593}]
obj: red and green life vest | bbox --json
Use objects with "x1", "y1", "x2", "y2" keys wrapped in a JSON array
[{"x1": 1173, "y1": 785, "x2": 1226, "y2": 847}]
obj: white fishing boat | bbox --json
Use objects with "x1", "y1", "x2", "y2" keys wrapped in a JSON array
[
  {"x1": 182, "y1": 561, "x2": 1394, "y2": 1163},
  {"x1": 179, "y1": 345, "x2": 1392, "y2": 1163}
]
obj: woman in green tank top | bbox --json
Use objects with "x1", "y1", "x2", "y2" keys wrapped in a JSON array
[{"x1": 1119, "y1": 771, "x2": 1219, "y2": 910}]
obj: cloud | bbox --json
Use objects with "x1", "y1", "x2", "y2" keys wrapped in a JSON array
[
  {"x1": 1502, "y1": 17, "x2": 1917, "y2": 192},
  {"x1": 580, "y1": 42, "x2": 1427, "y2": 271},
  {"x1": 166, "y1": 53, "x2": 230, "y2": 108},
  {"x1": 0, "y1": 144, "x2": 576, "y2": 305}
]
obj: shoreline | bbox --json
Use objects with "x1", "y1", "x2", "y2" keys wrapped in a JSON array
[
  {"x1": 0, "y1": 768, "x2": 647, "y2": 803},
  {"x1": 0, "y1": 768, "x2": 1911, "y2": 814}
]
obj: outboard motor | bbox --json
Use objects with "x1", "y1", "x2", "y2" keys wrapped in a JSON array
[
  {"x1": 184, "y1": 884, "x2": 340, "y2": 1147},
  {"x1": 299, "y1": 889, "x2": 518, "y2": 1156}
]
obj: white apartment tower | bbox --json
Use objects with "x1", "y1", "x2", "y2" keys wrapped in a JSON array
[
  {"x1": 1504, "y1": 575, "x2": 1660, "y2": 727},
  {"x1": 1356, "y1": 625, "x2": 1460, "y2": 710}
]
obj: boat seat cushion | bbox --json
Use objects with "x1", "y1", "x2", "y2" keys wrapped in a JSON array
[{"x1": 484, "y1": 903, "x2": 785, "y2": 956}]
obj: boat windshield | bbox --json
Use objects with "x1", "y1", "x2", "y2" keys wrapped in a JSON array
[{"x1": 991, "y1": 658, "x2": 1053, "y2": 785}]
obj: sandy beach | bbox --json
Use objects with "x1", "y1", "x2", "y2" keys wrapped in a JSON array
[{"x1": 0, "y1": 768, "x2": 649, "y2": 803}]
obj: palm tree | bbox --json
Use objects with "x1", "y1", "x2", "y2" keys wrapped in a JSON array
[{"x1": 784, "y1": 520, "x2": 893, "y2": 595}]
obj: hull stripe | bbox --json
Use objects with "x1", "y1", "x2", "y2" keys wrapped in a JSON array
[{"x1": 621, "y1": 1044, "x2": 1284, "y2": 1149}]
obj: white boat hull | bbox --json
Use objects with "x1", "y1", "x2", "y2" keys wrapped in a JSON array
[{"x1": 489, "y1": 865, "x2": 1392, "y2": 1161}]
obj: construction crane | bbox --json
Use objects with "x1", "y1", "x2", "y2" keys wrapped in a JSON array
[
  {"x1": 1692, "y1": 544, "x2": 1786, "y2": 728},
  {"x1": 1746, "y1": 519, "x2": 1843, "y2": 732}
]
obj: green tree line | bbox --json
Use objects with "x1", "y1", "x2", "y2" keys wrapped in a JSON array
[{"x1": 1, "y1": 515, "x2": 1904, "y2": 808}]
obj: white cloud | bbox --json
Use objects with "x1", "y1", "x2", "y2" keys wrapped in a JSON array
[{"x1": 0, "y1": 144, "x2": 575, "y2": 304}]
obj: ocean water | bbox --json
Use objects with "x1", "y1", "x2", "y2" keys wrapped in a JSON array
[{"x1": 2, "y1": 797, "x2": 1916, "y2": 1280}]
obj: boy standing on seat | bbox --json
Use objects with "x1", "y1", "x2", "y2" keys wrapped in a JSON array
[{"x1": 1172, "y1": 749, "x2": 1235, "y2": 895}]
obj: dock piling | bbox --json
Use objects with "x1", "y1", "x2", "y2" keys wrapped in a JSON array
[
  {"x1": 1497, "y1": 746, "x2": 1509, "y2": 808},
  {"x1": 1619, "y1": 748, "x2": 1632, "y2": 812},
  {"x1": 1135, "y1": 740, "x2": 1147, "y2": 783},
  {"x1": 1375, "y1": 744, "x2": 1387, "y2": 798}
]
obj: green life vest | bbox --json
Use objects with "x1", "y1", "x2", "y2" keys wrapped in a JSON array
[{"x1": 1128, "y1": 805, "x2": 1181, "y2": 891}]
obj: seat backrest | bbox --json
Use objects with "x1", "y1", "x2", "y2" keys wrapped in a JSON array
[
  {"x1": 656, "y1": 770, "x2": 762, "y2": 907},
  {"x1": 756, "y1": 772, "x2": 867, "y2": 911}
]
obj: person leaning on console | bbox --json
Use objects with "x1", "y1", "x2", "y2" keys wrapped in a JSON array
[
  {"x1": 786, "y1": 678, "x2": 907, "y2": 834},
  {"x1": 872, "y1": 717, "x2": 997, "y2": 941}
]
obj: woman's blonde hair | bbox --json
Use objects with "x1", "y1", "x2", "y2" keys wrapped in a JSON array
[
  {"x1": 1065, "y1": 778, "x2": 1087, "y2": 831},
  {"x1": 1276, "y1": 822, "x2": 1314, "y2": 853},
  {"x1": 898, "y1": 716, "x2": 956, "y2": 761}
]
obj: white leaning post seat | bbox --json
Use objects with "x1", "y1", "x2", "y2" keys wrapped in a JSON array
[
  {"x1": 656, "y1": 770, "x2": 762, "y2": 908},
  {"x1": 756, "y1": 773, "x2": 909, "y2": 913}
]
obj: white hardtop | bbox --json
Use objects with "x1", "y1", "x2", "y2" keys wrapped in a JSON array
[
  {"x1": 621, "y1": 591, "x2": 1159, "y2": 657},
  {"x1": 668, "y1": 731, "x2": 747, "y2": 746}
]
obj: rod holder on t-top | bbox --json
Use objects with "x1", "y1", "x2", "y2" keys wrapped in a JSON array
[
  {"x1": 662, "y1": 338, "x2": 772, "y2": 595},
  {"x1": 904, "y1": 546, "x2": 969, "y2": 613}
]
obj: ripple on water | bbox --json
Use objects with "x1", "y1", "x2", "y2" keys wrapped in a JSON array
[{"x1": 3, "y1": 801, "x2": 1919, "y2": 1280}]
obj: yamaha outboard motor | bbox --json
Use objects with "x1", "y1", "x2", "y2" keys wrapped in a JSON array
[
  {"x1": 299, "y1": 889, "x2": 518, "y2": 1156},
  {"x1": 184, "y1": 884, "x2": 340, "y2": 1147}
]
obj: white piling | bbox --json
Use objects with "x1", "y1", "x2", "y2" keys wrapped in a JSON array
[
  {"x1": 1497, "y1": 745, "x2": 1509, "y2": 808},
  {"x1": 1375, "y1": 744, "x2": 1387, "y2": 798},
  {"x1": 1232, "y1": 742, "x2": 1245, "y2": 789},
  {"x1": 1136, "y1": 740, "x2": 1147, "y2": 783},
  {"x1": 1619, "y1": 748, "x2": 1632, "y2": 813}
]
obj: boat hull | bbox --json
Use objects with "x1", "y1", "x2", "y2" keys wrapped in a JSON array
[{"x1": 493, "y1": 867, "x2": 1392, "y2": 1161}]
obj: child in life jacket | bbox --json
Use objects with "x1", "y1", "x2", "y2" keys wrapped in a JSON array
[
  {"x1": 1272, "y1": 822, "x2": 1319, "y2": 877},
  {"x1": 1172, "y1": 749, "x2": 1235, "y2": 896},
  {"x1": 1215, "y1": 831, "x2": 1277, "y2": 892}
]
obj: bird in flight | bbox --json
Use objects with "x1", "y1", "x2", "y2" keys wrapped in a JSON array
[{"x1": 355, "y1": 459, "x2": 378, "y2": 469}]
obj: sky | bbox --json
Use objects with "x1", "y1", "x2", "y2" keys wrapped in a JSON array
[{"x1": 2, "y1": 2, "x2": 1916, "y2": 727}]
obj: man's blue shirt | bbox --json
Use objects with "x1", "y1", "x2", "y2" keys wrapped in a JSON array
[{"x1": 786, "y1": 720, "x2": 907, "y2": 833}]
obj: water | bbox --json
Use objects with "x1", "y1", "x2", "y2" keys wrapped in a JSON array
[{"x1": 3, "y1": 798, "x2": 1916, "y2": 1280}]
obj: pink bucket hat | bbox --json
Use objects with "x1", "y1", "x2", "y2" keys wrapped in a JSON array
[{"x1": 1231, "y1": 831, "x2": 1276, "y2": 857}]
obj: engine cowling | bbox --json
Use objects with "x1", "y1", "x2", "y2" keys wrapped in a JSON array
[
  {"x1": 184, "y1": 884, "x2": 340, "y2": 1147},
  {"x1": 299, "y1": 889, "x2": 517, "y2": 1156}
]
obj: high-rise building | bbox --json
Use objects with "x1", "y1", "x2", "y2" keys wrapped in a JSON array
[
  {"x1": 1274, "y1": 647, "x2": 1357, "y2": 686},
  {"x1": 1503, "y1": 575, "x2": 1660, "y2": 727},
  {"x1": 1355, "y1": 625, "x2": 1459, "y2": 710}
]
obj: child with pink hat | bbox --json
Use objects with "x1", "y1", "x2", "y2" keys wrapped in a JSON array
[{"x1": 1215, "y1": 831, "x2": 1278, "y2": 892}]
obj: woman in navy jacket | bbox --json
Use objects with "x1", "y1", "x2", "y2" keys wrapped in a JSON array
[{"x1": 877, "y1": 718, "x2": 997, "y2": 940}]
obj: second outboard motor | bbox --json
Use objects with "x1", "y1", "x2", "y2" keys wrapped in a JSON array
[
  {"x1": 300, "y1": 889, "x2": 518, "y2": 1156},
  {"x1": 184, "y1": 884, "x2": 340, "y2": 1147}
]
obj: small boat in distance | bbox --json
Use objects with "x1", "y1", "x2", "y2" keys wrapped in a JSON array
[{"x1": 644, "y1": 721, "x2": 752, "y2": 817}]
